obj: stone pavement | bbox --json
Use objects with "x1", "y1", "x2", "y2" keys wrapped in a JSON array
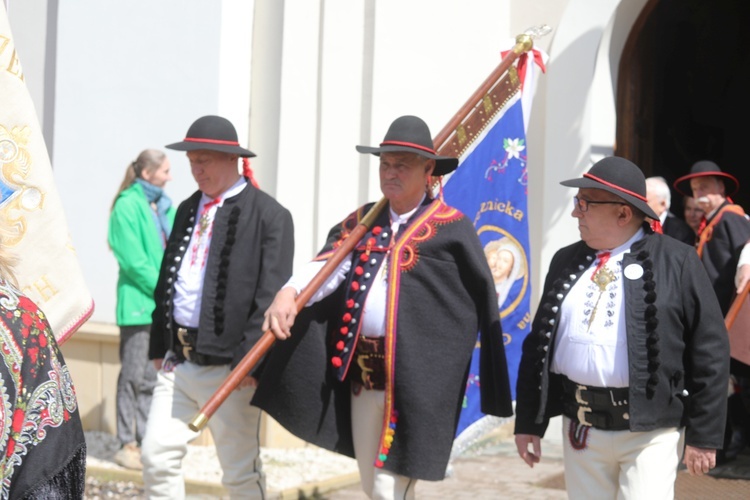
[
  {"x1": 322, "y1": 416, "x2": 750, "y2": 500},
  {"x1": 85, "y1": 416, "x2": 750, "y2": 499},
  {"x1": 325, "y1": 426, "x2": 567, "y2": 500}
]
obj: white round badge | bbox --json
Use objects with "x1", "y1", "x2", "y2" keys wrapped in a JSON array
[{"x1": 624, "y1": 264, "x2": 644, "y2": 280}]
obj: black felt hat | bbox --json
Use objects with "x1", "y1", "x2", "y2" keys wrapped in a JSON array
[
  {"x1": 356, "y1": 115, "x2": 458, "y2": 176},
  {"x1": 560, "y1": 156, "x2": 659, "y2": 220},
  {"x1": 673, "y1": 160, "x2": 739, "y2": 197},
  {"x1": 166, "y1": 115, "x2": 255, "y2": 158}
]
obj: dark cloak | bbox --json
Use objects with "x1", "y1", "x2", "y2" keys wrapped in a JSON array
[{"x1": 253, "y1": 198, "x2": 512, "y2": 481}]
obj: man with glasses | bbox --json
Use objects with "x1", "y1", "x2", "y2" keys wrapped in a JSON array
[{"x1": 514, "y1": 156, "x2": 729, "y2": 498}]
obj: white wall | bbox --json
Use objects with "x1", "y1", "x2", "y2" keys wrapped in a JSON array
[
  {"x1": 9, "y1": 0, "x2": 647, "y2": 324},
  {"x1": 525, "y1": 0, "x2": 626, "y2": 303},
  {"x1": 6, "y1": 0, "x2": 49, "y2": 128},
  {"x1": 276, "y1": 0, "x2": 515, "y2": 268},
  {"x1": 10, "y1": 1, "x2": 257, "y2": 323}
]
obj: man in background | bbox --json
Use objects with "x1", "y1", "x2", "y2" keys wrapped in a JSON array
[
  {"x1": 683, "y1": 195, "x2": 704, "y2": 235},
  {"x1": 645, "y1": 176, "x2": 694, "y2": 245},
  {"x1": 674, "y1": 160, "x2": 750, "y2": 463}
]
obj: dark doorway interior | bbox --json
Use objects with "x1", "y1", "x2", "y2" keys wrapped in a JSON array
[{"x1": 616, "y1": 0, "x2": 750, "y2": 212}]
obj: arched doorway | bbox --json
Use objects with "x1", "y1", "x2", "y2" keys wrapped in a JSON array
[{"x1": 616, "y1": 0, "x2": 750, "y2": 210}]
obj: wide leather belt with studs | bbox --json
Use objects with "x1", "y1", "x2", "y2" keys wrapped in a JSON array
[
  {"x1": 561, "y1": 375, "x2": 630, "y2": 431},
  {"x1": 175, "y1": 326, "x2": 231, "y2": 366},
  {"x1": 350, "y1": 336, "x2": 386, "y2": 391}
]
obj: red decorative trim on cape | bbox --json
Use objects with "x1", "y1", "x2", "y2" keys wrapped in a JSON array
[
  {"x1": 696, "y1": 204, "x2": 746, "y2": 258},
  {"x1": 375, "y1": 200, "x2": 462, "y2": 467}
]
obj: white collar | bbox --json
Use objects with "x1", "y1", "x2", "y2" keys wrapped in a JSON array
[
  {"x1": 200, "y1": 177, "x2": 247, "y2": 207},
  {"x1": 389, "y1": 194, "x2": 426, "y2": 224},
  {"x1": 599, "y1": 227, "x2": 645, "y2": 260}
]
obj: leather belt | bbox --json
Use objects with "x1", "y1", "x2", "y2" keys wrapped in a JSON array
[
  {"x1": 350, "y1": 336, "x2": 385, "y2": 390},
  {"x1": 561, "y1": 375, "x2": 630, "y2": 431},
  {"x1": 175, "y1": 326, "x2": 231, "y2": 366}
]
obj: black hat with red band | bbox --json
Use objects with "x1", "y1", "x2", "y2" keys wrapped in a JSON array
[
  {"x1": 673, "y1": 160, "x2": 739, "y2": 198},
  {"x1": 560, "y1": 156, "x2": 659, "y2": 220},
  {"x1": 166, "y1": 115, "x2": 255, "y2": 158},
  {"x1": 356, "y1": 115, "x2": 458, "y2": 176}
]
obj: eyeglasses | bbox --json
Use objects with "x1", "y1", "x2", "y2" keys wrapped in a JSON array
[{"x1": 573, "y1": 196, "x2": 627, "y2": 212}]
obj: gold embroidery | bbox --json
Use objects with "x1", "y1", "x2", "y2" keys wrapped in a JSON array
[{"x1": 587, "y1": 266, "x2": 615, "y2": 331}]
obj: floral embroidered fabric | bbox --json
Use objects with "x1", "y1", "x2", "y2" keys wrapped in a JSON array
[{"x1": 0, "y1": 278, "x2": 85, "y2": 499}]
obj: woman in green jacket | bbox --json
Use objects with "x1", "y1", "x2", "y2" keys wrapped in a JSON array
[{"x1": 108, "y1": 149, "x2": 174, "y2": 470}]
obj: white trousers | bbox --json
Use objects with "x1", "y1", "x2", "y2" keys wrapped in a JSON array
[
  {"x1": 561, "y1": 416, "x2": 683, "y2": 500},
  {"x1": 141, "y1": 359, "x2": 265, "y2": 499},
  {"x1": 351, "y1": 387, "x2": 417, "y2": 500}
]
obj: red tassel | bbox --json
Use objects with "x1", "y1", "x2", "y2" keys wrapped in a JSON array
[
  {"x1": 650, "y1": 219, "x2": 663, "y2": 234},
  {"x1": 242, "y1": 158, "x2": 260, "y2": 189}
]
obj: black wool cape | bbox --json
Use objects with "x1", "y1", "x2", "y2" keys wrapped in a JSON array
[{"x1": 253, "y1": 198, "x2": 513, "y2": 481}]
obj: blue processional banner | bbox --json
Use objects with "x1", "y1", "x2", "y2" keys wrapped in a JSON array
[{"x1": 444, "y1": 94, "x2": 530, "y2": 442}]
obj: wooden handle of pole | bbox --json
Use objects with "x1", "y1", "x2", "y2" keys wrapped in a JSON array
[
  {"x1": 188, "y1": 198, "x2": 388, "y2": 431},
  {"x1": 725, "y1": 281, "x2": 750, "y2": 331}
]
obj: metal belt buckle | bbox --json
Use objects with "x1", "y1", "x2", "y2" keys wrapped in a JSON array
[
  {"x1": 577, "y1": 405, "x2": 592, "y2": 426},
  {"x1": 357, "y1": 354, "x2": 373, "y2": 385},
  {"x1": 177, "y1": 327, "x2": 190, "y2": 345},
  {"x1": 575, "y1": 384, "x2": 592, "y2": 426},
  {"x1": 176, "y1": 328, "x2": 193, "y2": 362},
  {"x1": 574, "y1": 384, "x2": 588, "y2": 405}
]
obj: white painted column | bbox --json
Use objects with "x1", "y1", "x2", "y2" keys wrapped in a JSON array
[{"x1": 248, "y1": 0, "x2": 284, "y2": 195}]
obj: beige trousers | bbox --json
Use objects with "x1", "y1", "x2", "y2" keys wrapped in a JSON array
[
  {"x1": 351, "y1": 387, "x2": 417, "y2": 499},
  {"x1": 561, "y1": 416, "x2": 683, "y2": 500},
  {"x1": 141, "y1": 358, "x2": 265, "y2": 499}
]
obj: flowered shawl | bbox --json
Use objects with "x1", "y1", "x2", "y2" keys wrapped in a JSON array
[{"x1": 0, "y1": 279, "x2": 86, "y2": 499}]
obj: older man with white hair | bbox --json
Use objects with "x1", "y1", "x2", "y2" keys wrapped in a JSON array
[
  {"x1": 674, "y1": 160, "x2": 750, "y2": 463},
  {"x1": 645, "y1": 176, "x2": 694, "y2": 245}
]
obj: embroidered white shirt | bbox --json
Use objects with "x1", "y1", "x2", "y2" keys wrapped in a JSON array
[
  {"x1": 550, "y1": 228, "x2": 644, "y2": 387},
  {"x1": 173, "y1": 177, "x2": 247, "y2": 328},
  {"x1": 285, "y1": 198, "x2": 424, "y2": 337}
]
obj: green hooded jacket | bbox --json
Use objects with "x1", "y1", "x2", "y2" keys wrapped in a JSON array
[{"x1": 108, "y1": 182, "x2": 175, "y2": 326}]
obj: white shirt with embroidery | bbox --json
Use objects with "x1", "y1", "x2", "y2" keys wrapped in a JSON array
[
  {"x1": 173, "y1": 177, "x2": 247, "y2": 328},
  {"x1": 550, "y1": 228, "x2": 645, "y2": 388},
  {"x1": 285, "y1": 198, "x2": 424, "y2": 338}
]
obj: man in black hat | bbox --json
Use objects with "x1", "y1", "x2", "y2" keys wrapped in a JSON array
[
  {"x1": 673, "y1": 160, "x2": 750, "y2": 315},
  {"x1": 252, "y1": 115, "x2": 512, "y2": 499},
  {"x1": 514, "y1": 157, "x2": 729, "y2": 498},
  {"x1": 674, "y1": 160, "x2": 750, "y2": 462},
  {"x1": 141, "y1": 115, "x2": 294, "y2": 498}
]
